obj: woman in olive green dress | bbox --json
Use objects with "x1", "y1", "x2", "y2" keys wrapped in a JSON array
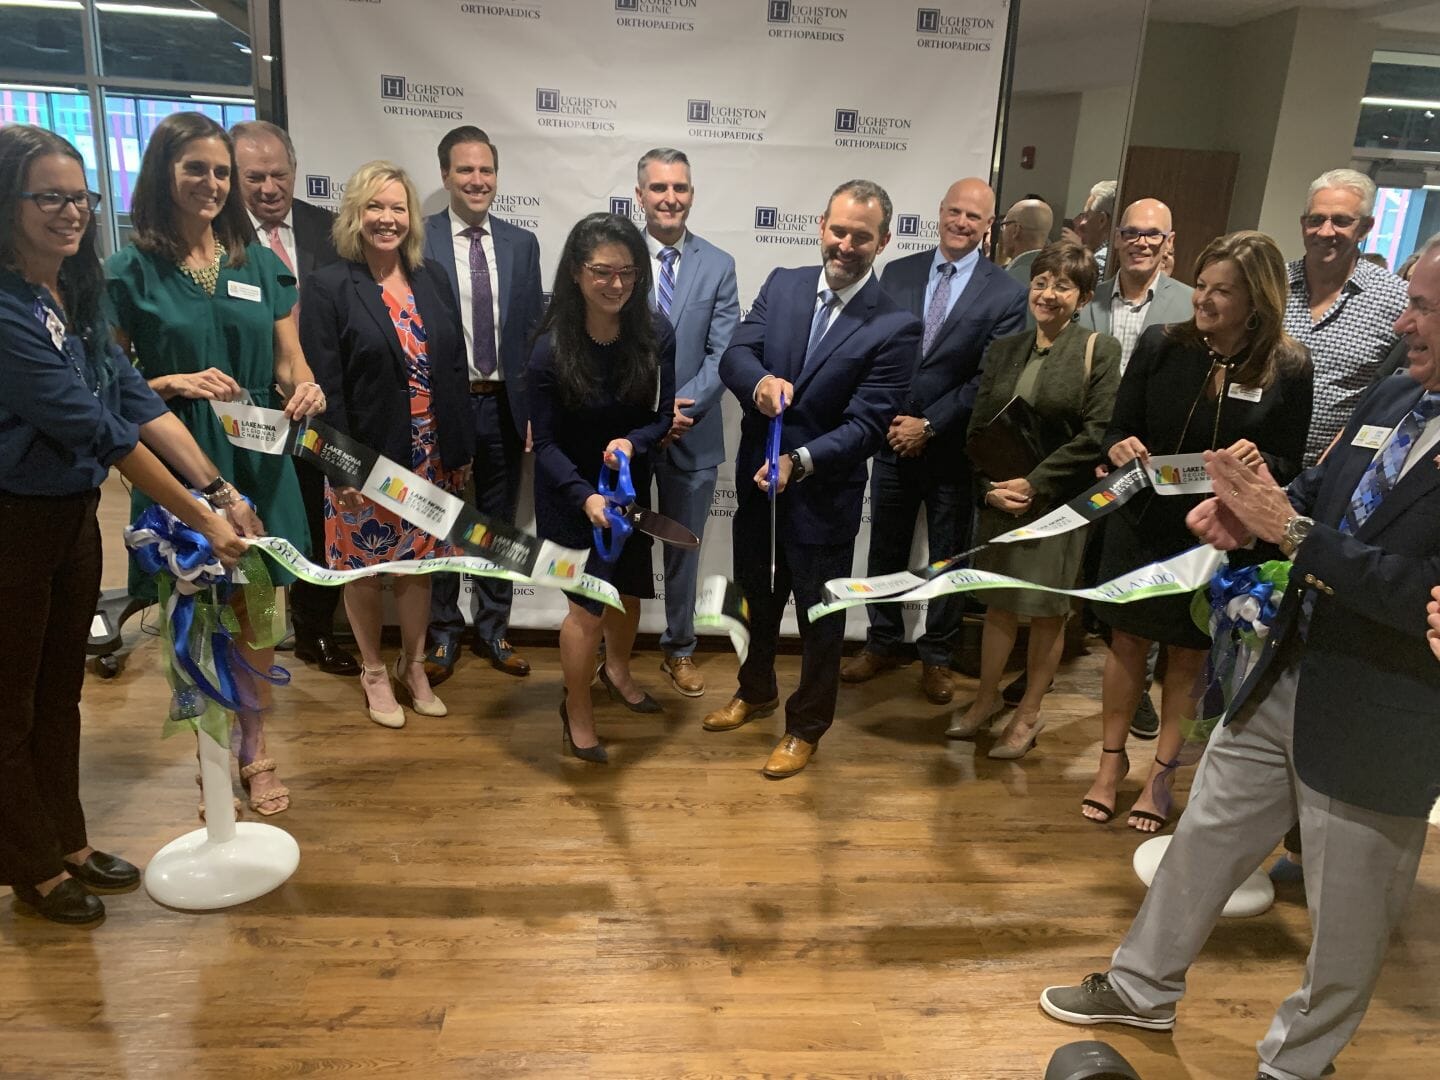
[{"x1": 106, "y1": 112, "x2": 325, "y2": 817}]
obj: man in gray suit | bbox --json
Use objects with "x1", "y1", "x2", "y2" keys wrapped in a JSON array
[
  {"x1": 637, "y1": 148, "x2": 740, "y2": 697},
  {"x1": 1078, "y1": 198, "x2": 1192, "y2": 371},
  {"x1": 1000, "y1": 197, "x2": 1052, "y2": 285}
]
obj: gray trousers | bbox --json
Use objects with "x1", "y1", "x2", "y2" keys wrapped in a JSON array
[{"x1": 1108, "y1": 650, "x2": 1428, "y2": 1080}]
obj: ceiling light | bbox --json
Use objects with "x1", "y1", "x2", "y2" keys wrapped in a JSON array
[
  {"x1": 0, "y1": 1, "x2": 84, "y2": 10},
  {"x1": 95, "y1": 3, "x2": 219, "y2": 19},
  {"x1": 190, "y1": 94, "x2": 254, "y2": 104},
  {"x1": 0, "y1": 82, "x2": 82, "y2": 92},
  {"x1": 1362, "y1": 95, "x2": 1440, "y2": 110}
]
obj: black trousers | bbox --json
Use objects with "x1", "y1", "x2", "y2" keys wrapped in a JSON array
[
  {"x1": 289, "y1": 456, "x2": 342, "y2": 640},
  {"x1": 0, "y1": 490, "x2": 101, "y2": 886},
  {"x1": 733, "y1": 490, "x2": 855, "y2": 745}
]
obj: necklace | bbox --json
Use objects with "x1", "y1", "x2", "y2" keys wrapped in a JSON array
[
  {"x1": 588, "y1": 329, "x2": 621, "y2": 346},
  {"x1": 178, "y1": 239, "x2": 225, "y2": 295}
]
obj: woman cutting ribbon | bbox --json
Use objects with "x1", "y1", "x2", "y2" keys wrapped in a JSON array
[{"x1": 529, "y1": 213, "x2": 676, "y2": 762}]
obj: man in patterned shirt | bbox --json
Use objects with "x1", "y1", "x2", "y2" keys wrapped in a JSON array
[{"x1": 1285, "y1": 169, "x2": 1408, "y2": 467}]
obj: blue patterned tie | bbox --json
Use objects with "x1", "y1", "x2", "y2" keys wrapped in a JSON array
[
  {"x1": 805, "y1": 288, "x2": 839, "y2": 370},
  {"x1": 464, "y1": 225, "x2": 498, "y2": 377},
  {"x1": 657, "y1": 246, "x2": 678, "y2": 317},
  {"x1": 923, "y1": 261, "x2": 956, "y2": 354},
  {"x1": 1340, "y1": 392, "x2": 1440, "y2": 534}
]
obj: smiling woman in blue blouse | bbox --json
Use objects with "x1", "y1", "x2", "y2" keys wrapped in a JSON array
[{"x1": 0, "y1": 126, "x2": 248, "y2": 926}]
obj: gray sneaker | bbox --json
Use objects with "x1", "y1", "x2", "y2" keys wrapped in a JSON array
[
  {"x1": 1129, "y1": 693, "x2": 1160, "y2": 740},
  {"x1": 1040, "y1": 972, "x2": 1176, "y2": 1031}
]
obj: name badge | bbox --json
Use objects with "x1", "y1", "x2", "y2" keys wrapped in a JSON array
[
  {"x1": 1227, "y1": 383, "x2": 1262, "y2": 403},
  {"x1": 227, "y1": 280, "x2": 263, "y2": 303},
  {"x1": 1352, "y1": 424, "x2": 1390, "y2": 450}
]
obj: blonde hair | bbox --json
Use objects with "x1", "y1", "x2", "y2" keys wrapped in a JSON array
[{"x1": 332, "y1": 160, "x2": 424, "y2": 268}]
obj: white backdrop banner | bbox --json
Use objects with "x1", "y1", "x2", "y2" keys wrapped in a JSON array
[{"x1": 280, "y1": 0, "x2": 1012, "y2": 639}]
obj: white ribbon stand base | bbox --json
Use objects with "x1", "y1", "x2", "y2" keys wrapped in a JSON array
[
  {"x1": 144, "y1": 730, "x2": 299, "y2": 911},
  {"x1": 1132, "y1": 835, "x2": 1274, "y2": 918}
]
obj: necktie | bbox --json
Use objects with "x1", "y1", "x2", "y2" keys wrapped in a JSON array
[
  {"x1": 1340, "y1": 392, "x2": 1440, "y2": 534},
  {"x1": 657, "y1": 246, "x2": 678, "y2": 318},
  {"x1": 464, "y1": 225, "x2": 498, "y2": 378},
  {"x1": 265, "y1": 223, "x2": 295, "y2": 275},
  {"x1": 805, "y1": 288, "x2": 839, "y2": 369},
  {"x1": 923, "y1": 261, "x2": 956, "y2": 354}
]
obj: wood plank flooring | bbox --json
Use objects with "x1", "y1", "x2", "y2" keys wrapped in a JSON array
[{"x1": 2, "y1": 478, "x2": 1437, "y2": 1079}]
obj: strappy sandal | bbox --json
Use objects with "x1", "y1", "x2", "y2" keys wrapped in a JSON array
[
  {"x1": 1127, "y1": 754, "x2": 1179, "y2": 833},
  {"x1": 239, "y1": 758, "x2": 291, "y2": 817},
  {"x1": 1081, "y1": 746, "x2": 1130, "y2": 823},
  {"x1": 195, "y1": 773, "x2": 242, "y2": 822}
]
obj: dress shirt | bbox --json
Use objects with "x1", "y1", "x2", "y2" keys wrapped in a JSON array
[
  {"x1": 1284, "y1": 256, "x2": 1408, "y2": 466},
  {"x1": 1109, "y1": 275, "x2": 1160, "y2": 371},
  {"x1": 449, "y1": 207, "x2": 504, "y2": 383},
  {"x1": 924, "y1": 246, "x2": 980, "y2": 328},
  {"x1": 647, "y1": 228, "x2": 687, "y2": 310},
  {"x1": 1093, "y1": 243, "x2": 1109, "y2": 279},
  {"x1": 247, "y1": 208, "x2": 298, "y2": 274}
]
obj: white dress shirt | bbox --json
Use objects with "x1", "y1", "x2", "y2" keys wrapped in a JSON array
[
  {"x1": 448, "y1": 207, "x2": 503, "y2": 383},
  {"x1": 647, "y1": 228, "x2": 687, "y2": 310}
]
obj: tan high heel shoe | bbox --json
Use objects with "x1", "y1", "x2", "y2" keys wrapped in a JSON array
[
  {"x1": 361, "y1": 664, "x2": 405, "y2": 728},
  {"x1": 393, "y1": 654, "x2": 447, "y2": 717}
]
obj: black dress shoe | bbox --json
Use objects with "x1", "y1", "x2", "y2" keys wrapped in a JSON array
[
  {"x1": 61, "y1": 850, "x2": 141, "y2": 892},
  {"x1": 12, "y1": 879, "x2": 105, "y2": 925},
  {"x1": 293, "y1": 634, "x2": 361, "y2": 676}
]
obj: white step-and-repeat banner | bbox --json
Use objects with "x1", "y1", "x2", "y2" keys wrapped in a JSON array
[{"x1": 280, "y1": 0, "x2": 1012, "y2": 638}]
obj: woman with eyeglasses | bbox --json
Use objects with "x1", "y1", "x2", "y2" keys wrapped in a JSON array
[
  {"x1": 106, "y1": 111, "x2": 326, "y2": 817},
  {"x1": 951, "y1": 242, "x2": 1121, "y2": 758},
  {"x1": 529, "y1": 213, "x2": 676, "y2": 762},
  {"x1": 0, "y1": 125, "x2": 248, "y2": 925},
  {"x1": 1084, "y1": 231, "x2": 1311, "y2": 832}
]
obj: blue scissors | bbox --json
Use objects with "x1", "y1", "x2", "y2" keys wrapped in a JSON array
[
  {"x1": 766, "y1": 393, "x2": 786, "y2": 591},
  {"x1": 593, "y1": 449, "x2": 700, "y2": 564}
]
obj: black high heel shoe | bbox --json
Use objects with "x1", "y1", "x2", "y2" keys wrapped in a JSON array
[
  {"x1": 1081, "y1": 746, "x2": 1131, "y2": 824},
  {"x1": 596, "y1": 662, "x2": 663, "y2": 714},
  {"x1": 561, "y1": 701, "x2": 609, "y2": 763}
]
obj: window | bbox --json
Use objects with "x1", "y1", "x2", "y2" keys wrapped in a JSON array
[{"x1": 1356, "y1": 52, "x2": 1440, "y2": 156}]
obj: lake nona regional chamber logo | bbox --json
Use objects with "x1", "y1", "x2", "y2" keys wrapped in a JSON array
[
  {"x1": 833, "y1": 107, "x2": 911, "y2": 152},
  {"x1": 492, "y1": 192, "x2": 541, "y2": 231},
  {"x1": 380, "y1": 74, "x2": 465, "y2": 120},
  {"x1": 915, "y1": 6, "x2": 996, "y2": 51},
  {"x1": 893, "y1": 211, "x2": 939, "y2": 252},
  {"x1": 753, "y1": 205, "x2": 818, "y2": 247},
  {"x1": 686, "y1": 98, "x2": 766, "y2": 142},
  {"x1": 535, "y1": 87, "x2": 618, "y2": 132},
  {"x1": 608, "y1": 196, "x2": 647, "y2": 226},
  {"x1": 458, "y1": 0, "x2": 542, "y2": 20},
  {"x1": 765, "y1": 0, "x2": 847, "y2": 42},
  {"x1": 614, "y1": 0, "x2": 697, "y2": 32}
]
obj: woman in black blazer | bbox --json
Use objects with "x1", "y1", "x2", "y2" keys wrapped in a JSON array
[{"x1": 299, "y1": 161, "x2": 474, "y2": 730}]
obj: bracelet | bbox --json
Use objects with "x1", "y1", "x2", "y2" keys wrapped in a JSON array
[
  {"x1": 205, "y1": 482, "x2": 240, "y2": 509},
  {"x1": 201, "y1": 476, "x2": 229, "y2": 496}
]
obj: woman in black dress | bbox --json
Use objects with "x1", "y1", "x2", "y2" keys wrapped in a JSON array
[
  {"x1": 1084, "y1": 231, "x2": 1312, "y2": 831},
  {"x1": 529, "y1": 213, "x2": 676, "y2": 763}
]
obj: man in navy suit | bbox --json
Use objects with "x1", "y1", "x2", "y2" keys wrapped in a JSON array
[
  {"x1": 422, "y1": 126, "x2": 544, "y2": 682},
  {"x1": 636, "y1": 148, "x2": 740, "y2": 698},
  {"x1": 840, "y1": 178, "x2": 1027, "y2": 704},
  {"x1": 1041, "y1": 235, "x2": 1440, "y2": 1080},
  {"x1": 703, "y1": 180, "x2": 922, "y2": 778}
]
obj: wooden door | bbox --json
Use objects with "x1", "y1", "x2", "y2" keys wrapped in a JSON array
[{"x1": 1120, "y1": 146, "x2": 1239, "y2": 285}]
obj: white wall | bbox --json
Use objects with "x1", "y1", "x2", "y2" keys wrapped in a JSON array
[{"x1": 1002, "y1": 91, "x2": 1081, "y2": 223}]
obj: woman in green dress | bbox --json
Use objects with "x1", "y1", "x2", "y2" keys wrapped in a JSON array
[{"x1": 106, "y1": 112, "x2": 326, "y2": 817}]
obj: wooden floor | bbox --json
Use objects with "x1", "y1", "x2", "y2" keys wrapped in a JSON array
[{"x1": 3, "y1": 481, "x2": 1438, "y2": 1079}]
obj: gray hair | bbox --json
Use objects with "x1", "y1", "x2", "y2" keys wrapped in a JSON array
[
  {"x1": 1087, "y1": 179, "x2": 1117, "y2": 219},
  {"x1": 637, "y1": 147, "x2": 690, "y2": 184},
  {"x1": 1307, "y1": 168, "x2": 1376, "y2": 216},
  {"x1": 230, "y1": 120, "x2": 297, "y2": 169},
  {"x1": 827, "y1": 178, "x2": 893, "y2": 234}
]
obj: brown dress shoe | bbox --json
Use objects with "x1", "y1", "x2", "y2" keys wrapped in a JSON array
[
  {"x1": 763, "y1": 734, "x2": 816, "y2": 778},
  {"x1": 839, "y1": 649, "x2": 904, "y2": 683},
  {"x1": 475, "y1": 637, "x2": 531, "y2": 677},
  {"x1": 701, "y1": 696, "x2": 778, "y2": 731},
  {"x1": 920, "y1": 664, "x2": 953, "y2": 704},
  {"x1": 661, "y1": 656, "x2": 705, "y2": 697}
]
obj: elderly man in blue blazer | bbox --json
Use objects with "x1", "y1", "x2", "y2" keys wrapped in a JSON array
[
  {"x1": 635, "y1": 148, "x2": 740, "y2": 698},
  {"x1": 841, "y1": 178, "x2": 1027, "y2": 705},
  {"x1": 422, "y1": 126, "x2": 544, "y2": 684},
  {"x1": 702, "y1": 180, "x2": 921, "y2": 778},
  {"x1": 1042, "y1": 235, "x2": 1440, "y2": 1080}
]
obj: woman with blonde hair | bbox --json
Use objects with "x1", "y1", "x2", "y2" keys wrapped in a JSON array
[
  {"x1": 1084, "y1": 231, "x2": 1312, "y2": 831},
  {"x1": 299, "y1": 161, "x2": 473, "y2": 728}
]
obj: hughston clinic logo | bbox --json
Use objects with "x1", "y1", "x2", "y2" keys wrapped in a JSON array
[
  {"x1": 893, "y1": 210, "x2": 939, "y2": 252},
  {"x1": 752, "y1": 204, "x2": 819, "y2": 248},
  {"x1": 492, "y1": 192, "x2": 541, "y2": 231},
  {"x1": 686, "y1": 98, "x2": 766, "y2": 142},
  {"x1": 304, "y1": 175, "x2": 346, "y2": 203},
  {"x1": 380, "y1": 74, "x2": 465, "y2": 120},
  {"x1": 458, "y1": 0, "x2": 542, "y2": 20},
  {"x1": 614, "y1": 0, "x2": 697, "y2": 32},
  {"x1": 535, "y1": 87, "x2": 618, "y2": 132},
  {"x1": 607, "y1": 196, "x2": 647, "y2": 226},
  {"x1": 833, "y1": 107, "x2": 912, "y2": 152},
  {"x1": 914, "y1": 6, "x2": 996, "y2": 51},
  {"x1": 765, "y1": 0, "x2": 847, "y2": 42}
]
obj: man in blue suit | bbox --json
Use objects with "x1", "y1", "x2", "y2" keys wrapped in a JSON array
[
  {"x1": 703, "y1": 180, "x2": 922, "y2": 778},
  {"x1": 635, "y1": 148, "x2": 740, "y2": 698},
  {"x1": 840, "y1": 178, "x2": 1027, "y2": 704},
  {"x1": 1041, "y1": 236, "x2": 1440, "y2": 1080},
  {"x1": 422, "y1": 126, "x2": 544, "y2": 682}
]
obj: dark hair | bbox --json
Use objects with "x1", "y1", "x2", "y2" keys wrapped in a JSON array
[
  {"x1": 826, "y1": 178, "x2": 893, "y2": 235},
  {"x1": 438, "y1": 125, "x2": 499, "y2": 173},
  {"x1": 131, "y1": 111, "x2": 253, "y2": 268},
  {"x1": 0, "y1": 124, "x2": 112, "y2": 384},
  {"x1": 540, "y1": 212, "x2": 657, "y2": 410},
  {"x1": 1029, "y1": 241, "x2": 1099, "y2": 300},
  {"x1": 1168, "y1": 230, "x2": 1308, "y2": 390}
]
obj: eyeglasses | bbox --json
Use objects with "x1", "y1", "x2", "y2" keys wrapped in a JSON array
[
  {"x1": 1301, "y1": 213, "x2": 1362, "y2": 230},
  {"x1": 1029, "y1": 277, "x2": 1079, "y2": 295},
  {"x1": 583, "y1": 263, "x2": 639, "y2": 284},
  {"x1": 21, "y1": 190, "x2": 102, "y2": 215},
  {"x1": 1000, "y1": 219, "x2": 1020, "y2": 229},
  {"x1": 1118, "y1": 227, "x2": 1172, "y2": 244}
]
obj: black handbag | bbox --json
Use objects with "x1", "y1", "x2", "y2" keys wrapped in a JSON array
[{"x1": 965, "y1": 393, "x2": 1046, "y2": 481}]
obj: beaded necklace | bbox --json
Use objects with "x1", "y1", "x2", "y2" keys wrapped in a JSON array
[{"x1": 178, "y1": 239, "x2": 225, "y2": 295}]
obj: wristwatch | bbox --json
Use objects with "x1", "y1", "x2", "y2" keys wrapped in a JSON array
[
  {"x1": 921, "y1": 418, "x2": 936, "y2": 440},
  {"x1": 1279, "y1": 514, "x2": 1314, "y2": 559},
  {"x1": 787, "y1": 450, "x2": 807, "y2": 482}
]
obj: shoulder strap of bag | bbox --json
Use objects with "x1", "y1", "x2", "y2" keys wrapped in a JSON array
[{"x1": 1082, "y1": 332, "x2": 1097, "y2": 407}]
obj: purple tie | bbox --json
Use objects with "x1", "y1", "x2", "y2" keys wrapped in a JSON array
[
  {"x1": 464, "y1": 225, "x2": 498, "y2": 377},
  {"x1": 923, "y1": 261, "x2": 955, "y2": 354}
]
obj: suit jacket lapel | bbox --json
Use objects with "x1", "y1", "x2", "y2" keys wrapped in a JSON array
[
  {"x1": 491, "y1": 217, "x2": 514, "y2": 335},
  {"x1": 668, "y1": 233, "x2": 701, "y2": 321},
  {"x1": 349, "y1": 262, "x2": 406, "y2": 378},
  {"x1": 426, "y1": 213, "x2": 461, "y2": 307},
  {"x1": 794, "y1": 276, "x2": 874, "y2": 395},
  {"x1": 1354, "y1": 386, "x2": 1436, "y2": 538}
]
